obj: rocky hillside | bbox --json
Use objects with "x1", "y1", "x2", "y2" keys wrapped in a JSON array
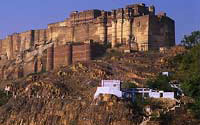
[{"x1": 0, "y1": 48, "x2": 199, "y2": 125}]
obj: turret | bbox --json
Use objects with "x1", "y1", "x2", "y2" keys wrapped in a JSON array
[{"x1": 149, "y1": 5, "x2": 155, "y2": 15}]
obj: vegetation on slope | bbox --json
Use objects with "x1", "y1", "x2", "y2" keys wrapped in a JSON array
[
  {"x1": 0, "y1": 90, "x2": 11, "y2": 106},
  {"x1": 146, "y1": 74, "x2": 174, "y2": 92}
]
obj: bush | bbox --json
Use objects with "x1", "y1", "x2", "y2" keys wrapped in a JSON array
[
  {"x1": 181, "y1": 31, "x2": 200, "y2": 48},
  {"x1": 146, "y1": 74, "x2": 174, "y2": 91},
  {"x1": 188, "y1": 98, "x2": 200, "y2": 119},
  {"x1": 171, "y1": 31, "x2": 200, "y2": 119},
  {"x1": 172, "y1": 44, "x2": 200, "y2": 98},
  {"x1": 131, "y1": 95, "x2": 150, "y2": 113},
  {"x1": 0, "y1": 89, "x2": 11, "y2": 106},
  {"x1": 181, "y1": 74, "x2": 200, "y2": 98},
  {"x1": 121, "y1": 81, "x2": 137, "y2": 89}
]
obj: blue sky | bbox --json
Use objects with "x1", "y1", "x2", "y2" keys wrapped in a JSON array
[{"x1": 0, "y1": 0, "x2": 199, "y2": 44}]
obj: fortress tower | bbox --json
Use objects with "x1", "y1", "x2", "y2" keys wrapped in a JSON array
[{"x1": 0, "y1": 3, "x2": 175, "y2": 79}]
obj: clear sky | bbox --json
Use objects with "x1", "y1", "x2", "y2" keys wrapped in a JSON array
[{"x1": 0, "y1": 0, "x2": 199, "y2": 44}]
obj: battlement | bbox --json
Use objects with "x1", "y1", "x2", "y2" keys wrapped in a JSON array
[
  {"x1": 126, "y1": 3, "x2": 148, "y2": 16},
  {"x1": 0, "y1": 3, "x2": 175, "y2": 80},
  {"x1": 126, "y1": 3, "x2": 146, "y2": 8},
  {"x1": 111, "y1": 3, "x2": 155, "y2": 19},
  {"x1": 70, "y1": 9, "x2": 102, "y2": 21}
]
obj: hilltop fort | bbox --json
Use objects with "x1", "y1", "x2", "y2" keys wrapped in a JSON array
[{"x1": 0, "y1": 3, "x2": 175, "y2": 79}]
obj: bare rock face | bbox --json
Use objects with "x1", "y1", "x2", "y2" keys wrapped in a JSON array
[
  {"x1": 0, "y1": 88, "x2": 142, "y2": 125},
  {"x1": 0, "y1": 60, "x2": 143, "y2": 125},
  {"x1": 0, "y1": 98, "x2": 138, "y2": 125}
]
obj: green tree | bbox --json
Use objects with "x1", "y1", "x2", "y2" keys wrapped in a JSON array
[
  {"x1": 181, "y1": 74, "x2": 200, "y2": 98},
  {"x1": 175, "y1": 45, "x2": 200, "y2": 83},
  {"x1": 0, "y1": 89, "x2": 11, "y2": 106},
  {"x1": 181, "y1": 31, "x2": 200, "y2": 48},
  {"x1": 146, "y1": 74, "x2": 174, "y2": 91},
  {"x1": 172, "y1": 31, "x2": 200, "y2": 118},
  {"x1": 121, "y1": 81, "x2": 137, "y2": 89}
]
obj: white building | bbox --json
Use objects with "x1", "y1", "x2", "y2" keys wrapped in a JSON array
[
  {"x1": 149, "y1": 91, "x2": 174, "y2": 99},
  {"x1": 135, "y1": 88, "x2": 175, "y2": 99},
  {"x1": 94, "y1": 80, "x2": 175, "y2": 100},
  {"x1": 94, "y1": 80, "x2": 122, "y2": 99},
  {"x1": 162, "y1": 72, "x2": 169, "y2": 77}
]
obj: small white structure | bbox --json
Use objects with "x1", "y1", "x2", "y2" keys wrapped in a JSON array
[
  {"x1": 94, "y1": 80, "x2": 175, "y2": 100},
  {"x1": 149, "y1": 91, "x2": 174, "y2": 99},
  {"x1": 4, "y1": 86, "x2": 11, "y2": 92},
  {"x1": 162, "y1": 72, "x2": 169, "y2": 77},
  {"x1": 94, "y1": 80, "x2": 122, "y2": 99},
  {"x1": 134, "y1": 88, "x2": 175, "y2": 99},
  {"x1": 4, "y1": 85, "x2": 12, "y2": 96},
  {"x1": 101, "y1": 80, "x2": 121, "y2": 90},
  {"x1": 149, "y1": 92, "x2": 161, "y2": 98},
  {"x1": 162, "y1": 92, "x2": 175, "y2": 98}
]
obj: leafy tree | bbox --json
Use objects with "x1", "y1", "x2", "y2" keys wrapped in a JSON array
[
  {"x1": 181, "y1": 74, "x2": 200, "y2": 98},
  {"x1": 146, "y1": 74, "x2": 174, "y2": 91},
  {"x1": 121, "y1": 81, "x2": 137, "y2": 89},
  {"x1": 172, "y1": 31, "x2": 200, "y2": 118},
  {"x1": 174, "y1": 44, "x2": 200, "y2": 83},
  {"x1": 181, "y1": 31, "x2": 200, "y2": 48},
  {"x1": 189, "y1": 98, "x2": 200, "y2": 119},
  {"x1": 0, "y1": 89, "x2": 11, "y2": 106}
]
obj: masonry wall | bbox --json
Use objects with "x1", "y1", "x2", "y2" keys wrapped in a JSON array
[
  {"x1": 12, "y1": 33, "x2": 21, "y2": 57},
  {"x1": 47, "y1": 45, "x2": 54, "y2": 71},
  {"x1": 1, "y1": 39, "x2": 7, "y2": 55},
  {"x1": 0, "y1": 4, "x2": 175, "y2": 60},
  {"x1": 48, "y1": 27, "x2": 68, "y2": 46},
  {"x1": 133, "y1": 15, "x2": 150, "y2": 51},
  {"x1": 46, "y1": 43, "x2": 91, "y2": 71},
  {"x1": 53, "y1": 44, "x2": 72, "y2": 69},
  {"x1": 0, "y1": 3, "x2": 176, "y2": 80},
  {"x1": 66, "y1": 22, "x2": 100, "y2": 44},
  {"x1": 149, "y1": 15, "x2": 175, "y2": 50},
  {"x1": 72, "y1": 43, "x2": 91, "y2": 63},
  {"x1": 19, "y1": 30, "x2": 35, "y2": 51},
  {"x1": 34, "y1": 29, "x2": 48, "y2": 46}
]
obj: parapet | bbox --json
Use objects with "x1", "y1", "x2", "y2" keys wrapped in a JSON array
[
  {"x1": 110, "y1": 3, "x2": 155, "y2": 19},
  {"x1": 70, "y1": 9, "x2": 102, "y2": 21},
  {"x1": 126, "y1": 3, "x2": 146, "y2": 8},
  {"x1": 48, "y1": 21, "x2": 66, "y2": 28},
  {"x1": 148, "y1": 5, "x2": 155, "y2": 15},
  {"x1": 157, "y1": 12, "x2": 167, "y2": 17}
]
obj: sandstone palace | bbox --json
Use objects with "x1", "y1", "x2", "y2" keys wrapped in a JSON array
[{"x1": 0, "y1": 3, "x2": 175, "y2": 79}]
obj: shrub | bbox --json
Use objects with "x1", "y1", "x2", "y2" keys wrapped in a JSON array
[
  {"x1": 188, "y1": 98, "x2": 200, "y2": 119},
  {"x1": 121, "y1": 81, "x2": 137, "y2": 89},
  {"x1": 146, "y1": 74, "x2": 174, "y2": 91},
  {"x1": 0, "y1": 89, "x2": 11, "y2": 106}
]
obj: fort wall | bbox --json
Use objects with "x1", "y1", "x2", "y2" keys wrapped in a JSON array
[
  {"x1": 0, "y1": 3, "x2": 176, "y2": 80},
  {"x1": 133, "y1": 15, "x2": 150, "y2": 51},
  {"x1": 72, "y1": 43, "x2": 91, "y2": 63},
  {"x1": 47, "y1": 45, "x2": 54, "y2": 71},
  {"x1": 53, "y1": 44, "x2": 72, "y2": 69},
  {"x1": 149, "y1": 14, "x2": 175, "y2": 50},
  {"x1": 0, "y1": 3, "x2": 175, "y2": 59}
]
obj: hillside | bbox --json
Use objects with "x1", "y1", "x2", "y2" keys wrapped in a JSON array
[{"x1": 0, "y1": 48, "x2": 199, "y2": 125}]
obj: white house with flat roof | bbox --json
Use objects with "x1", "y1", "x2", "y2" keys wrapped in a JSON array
[
  {"x1": 94, "y1": 80, "x2": 122, "y2": 99},
  {"x1": 94, "y1": 80, "x2": 175, "y2": 100}
]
